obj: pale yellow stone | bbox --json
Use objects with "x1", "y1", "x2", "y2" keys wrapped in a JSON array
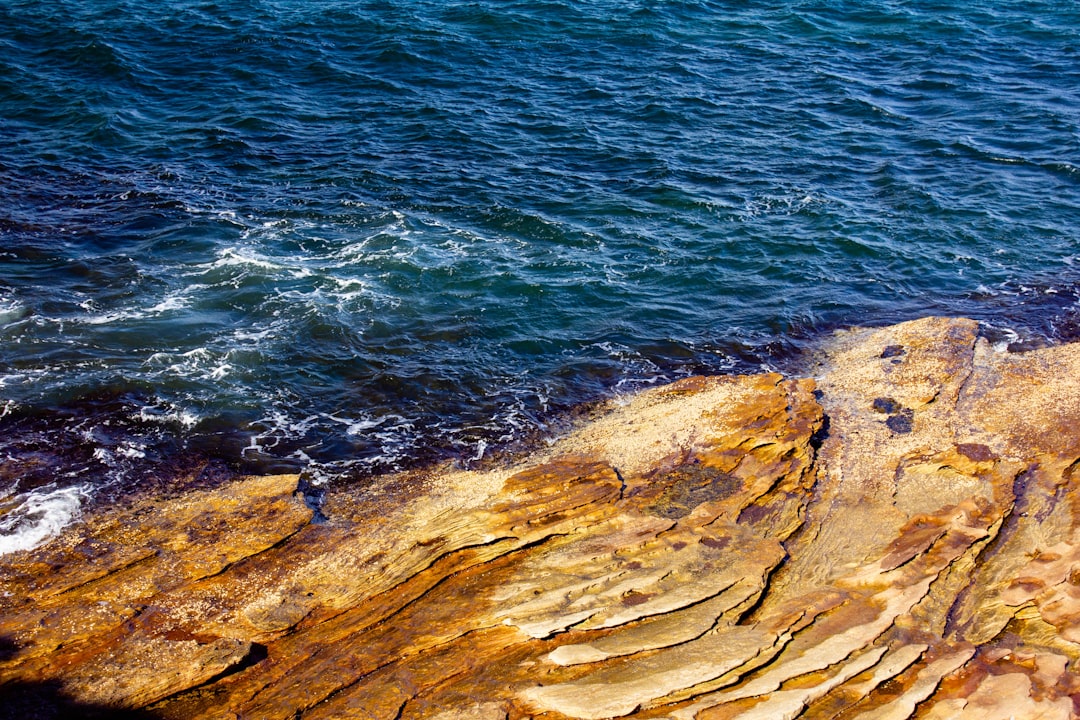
[
  {"x1": 850, "y1": 648, "x2": 975, "y2": 720},
  {"x1": 522, "y1": 627, "x2": 775, "y2": 719},
  {"x1": 922, "y1": 671, "x2": 1073, "y2": 720}
]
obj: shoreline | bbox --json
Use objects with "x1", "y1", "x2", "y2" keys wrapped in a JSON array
[
  {"x1": 3, "y1": 315, "x2": 1080, "y2": 718},
  {"x1": 3, "y1": 298, "x2": 1080, "y2": 558}
]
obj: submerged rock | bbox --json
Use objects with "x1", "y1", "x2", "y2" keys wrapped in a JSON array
[{"x1": 2, "y1": 316, "x2": 1079, "y2": 718}]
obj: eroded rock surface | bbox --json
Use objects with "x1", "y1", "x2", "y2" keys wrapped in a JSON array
[{"x1": 2, "y1": 317, "x2": 1080, "y2": 718}]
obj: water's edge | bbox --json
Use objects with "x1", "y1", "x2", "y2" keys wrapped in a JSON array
[{"x1": 4, "y1": 295, "x2": 1080, "y2": 556}]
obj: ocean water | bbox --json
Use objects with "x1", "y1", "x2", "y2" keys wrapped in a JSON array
[{"x1": 1, "y1": 0, "x2": 1078, "y2": 550}]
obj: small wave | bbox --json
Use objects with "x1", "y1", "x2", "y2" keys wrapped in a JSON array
[
  {"x1": 179, "y1": 204, "x2": 246, "y2": 226},
  {"x1": 328, "y1": 412, "x2": 418, "y2": 449},
  {"x1": 0, "y1": 368, "x2": 49, "y2": 388},
  {"x1": 1042, "y1": 161, "x2": 1078, "y2": 177},
  {"x1": 297, "y1": 455, "x2": 404, "y2": 486},
  {"x1": 242, "y1": 405, "x2": 425, "y2": 479},
  {"x1": 243, "y1": 409, "x2": 322, "y2": 456},
  {"x1": 323, "y1": 412, "x2": 392, "y2": 436},
  {"x1": 232, "y1": 325, "x2": 279, "y2": 343},
  {"x1": 131, "y1": 402, "x2": 201, "y2": 429},
  {"x1": 979, "y1": 321, "x2": 1022, "y2": 351},
  {"x1": 739, "y1": 191, "x2": 829, "y2": 220},
  {"x1": 0, "y1": 294, "x2": 28, "y2": 327},
  {"x1": 145, "y1": 346, "x2": 236, "y2": 383},
  {"x1": 78, "y1": 288, "x2": 194, "y2": 325},
  {"x1": 324, "y1": 277, "x2": 398, "y2": 306},
  {"x1": 201, "y1": 246, "x2": 290, "y2": 272},
  {"x1": 0, "y1": 484, "x2": 91, "y2": 556},
  {"x1": 145, "y1": 294, "x2": 192, "y2": 314},
  {"x1": 92, "y1": 437, "x2": 149, "y2": 465}
]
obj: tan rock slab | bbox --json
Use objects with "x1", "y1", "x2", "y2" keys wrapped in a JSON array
[{"x1": 1, "y1": 317, "x2": 1079, "y2": 720}]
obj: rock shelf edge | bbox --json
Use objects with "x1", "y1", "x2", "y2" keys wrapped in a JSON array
[{"x1": 2, "y1": 316, "x2": 1080, "y2": 719}]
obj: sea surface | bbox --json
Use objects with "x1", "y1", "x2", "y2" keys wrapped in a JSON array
[{"x1": 1, "y1": 0, "x2": 1079, "y2": 552}]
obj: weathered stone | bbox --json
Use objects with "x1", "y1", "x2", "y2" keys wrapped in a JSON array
[{"x1": 2, "y1": 316, "x2": 1080, "y2": 718}]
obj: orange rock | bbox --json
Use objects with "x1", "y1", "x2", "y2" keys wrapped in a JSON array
[{"x1": 2, "y1": 317, "x2": 1080, "y2": 719}]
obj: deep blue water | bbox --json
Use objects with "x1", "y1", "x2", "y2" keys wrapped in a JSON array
[{"x1": 1, "y1": 0, "x2": 1079, "y2": 546}]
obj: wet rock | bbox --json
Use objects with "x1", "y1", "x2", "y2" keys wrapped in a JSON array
[
  {"x1": 881, "y1": 344, "x2": 906, "y2": 359},
  {"x1": 2, "y1": 317, "x2": 1080, "y2": 718},
  {"x1": 886, "y1": 408, "x2": 915, "y2": 434},
  {"x1": 872, "y1": 397, "x2": 902, "y2": 414}
]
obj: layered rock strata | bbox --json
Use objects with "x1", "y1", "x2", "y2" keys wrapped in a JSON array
[{"x1": 2, "y1": 316, "x2": 1080, "y2": 718}]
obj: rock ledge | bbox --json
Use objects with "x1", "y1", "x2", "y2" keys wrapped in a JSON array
[{"x1": 2, "y1": 317, "x2": 1080, "y2": 719}]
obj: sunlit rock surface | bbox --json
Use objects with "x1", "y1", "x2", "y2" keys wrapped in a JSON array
[{"x1": 2, "y1": 317, "x2": 1080, "y2": 718}]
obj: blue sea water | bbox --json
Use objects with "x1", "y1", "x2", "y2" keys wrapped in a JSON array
[{"x1": 1, "y1": 0, "x2": 1079, "y2": 545}]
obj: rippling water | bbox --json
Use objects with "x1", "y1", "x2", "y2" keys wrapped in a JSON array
[{"x1": 1, "y1": 0, "x2": 1079, "y2": 548}]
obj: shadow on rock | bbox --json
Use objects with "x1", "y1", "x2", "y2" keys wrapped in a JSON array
[
  {"x1": 0, "y1": 637, "x2": 159, "y2": 720},
  {"x1": 0, "y1": 680, "x2": 160, "y2": 720}
]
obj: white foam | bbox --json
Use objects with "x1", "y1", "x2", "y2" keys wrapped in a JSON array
[
  {"x1": 0, "y1": 484, "x2": 91, "y2": 556},
  {"x1": 117, "y1": 443, "x2": 147, "y2": 459},
  {"x1": 614, "y1": 374, "x2": 669, "y2": 391},
  {"x1": 245, "y1": 409, "x2": 324, "y2": 455},
  {"x1": 740, "y1": 191, "x2": 826, "y2": 220},
  {"x1": 179, "y1": 204, "x2": 244, "y2": 226},
  {"x1": 145, "y1": 293, "x2": 191, "y2": 314},
  {"x1": 79, "y1": 287, "x2": 196, "y2": 325},
  {"x1": 241, "y1": 434, "x2": 262, "y2": 456},
  {"x1": 202, "y1": 247, "x2": 285, "y2": 271},
  {"x1": 132, "y1": 403, "x2": 201, "y2": 429},
  {"x1": 0, "y1": 295, "x2": 28, "y2": 327},
  {"x1": 986, "y1": 325, "x2": 1021, "y2": 351},
  {"x1": 233, "y1": 326, "x2": 277, "y2": 342},
  {"x1": 146, "y1": 346, "x2": 241, "y2": 385},
  {"x1": 208, "y1": 363, "x2": 232, "y2": 380},
  {"x1": 0, "y1": 369, "x2": 47, "y2": 387},
  {"x1": 323, "y1": 278, "x2": 400, "y2": 308},
  {"x1": 82, "y1": 310, "x2": 131, "y2": 325}
]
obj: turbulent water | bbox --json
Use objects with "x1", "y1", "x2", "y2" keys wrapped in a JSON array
[{"x1": 1, "y1": 0, "x2": 1079, "y2": 549}]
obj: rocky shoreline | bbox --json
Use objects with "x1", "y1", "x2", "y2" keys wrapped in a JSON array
[{"x1": 2, "y1": 316, "x2": 1079, "y2": 719}]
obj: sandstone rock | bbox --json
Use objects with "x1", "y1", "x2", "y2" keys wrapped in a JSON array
[{"x1": 1, "y1": 317, "x2": 1079, "y2": 719}]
